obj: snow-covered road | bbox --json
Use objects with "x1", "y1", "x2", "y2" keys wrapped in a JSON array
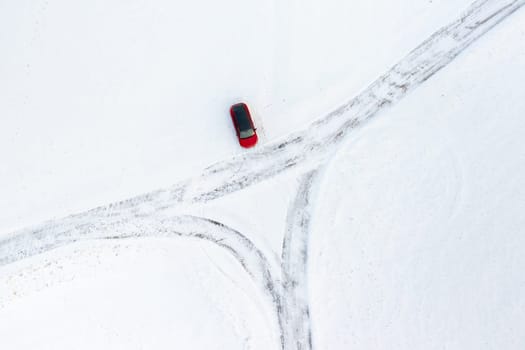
[{"x1": 1, "y1": 0, "x2": 524, "y2": 349}]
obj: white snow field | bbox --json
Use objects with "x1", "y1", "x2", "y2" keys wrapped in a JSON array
[{"x1": 1, "y1": 0, "x2": 525, "y2": 349}]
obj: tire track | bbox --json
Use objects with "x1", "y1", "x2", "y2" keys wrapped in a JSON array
[
  {"x1": 0, "y1": 215, "x2": 285, "y2": 349},
  {"x1": 281, "y1": 170, "x2": 319, "y2": 350}
]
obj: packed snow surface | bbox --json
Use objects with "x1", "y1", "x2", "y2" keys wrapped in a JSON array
[{"x1": 1, "y1": 0, "x2": 525, "y2": 349}]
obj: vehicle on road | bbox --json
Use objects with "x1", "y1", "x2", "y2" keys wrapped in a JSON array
[{"x1": 230, "y1": 102, "x2": 258, "y2": 148}]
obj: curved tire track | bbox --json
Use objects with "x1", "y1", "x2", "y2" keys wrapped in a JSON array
[{"x1": 0, "y1": 215, "x2": 286, "y2": 349}]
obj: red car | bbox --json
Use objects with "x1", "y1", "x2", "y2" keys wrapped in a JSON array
[{"x1": 230, "y1": 102, "x2": 258, "y2": 148}]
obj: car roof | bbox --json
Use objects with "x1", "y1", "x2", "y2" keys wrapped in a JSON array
[{"x1": 232, "y1": 105, "x2": 253, "y2": 132}]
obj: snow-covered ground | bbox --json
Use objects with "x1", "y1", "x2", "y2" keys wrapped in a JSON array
[{"x1": 1, "y1": 0, "x2": 525, "y2": 349}]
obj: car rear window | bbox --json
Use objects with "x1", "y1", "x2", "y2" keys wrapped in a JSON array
[
  {"x1": 233, "y1": 106, "x2": 252, "y2": 132},
  {"x1": 240, "y1": 129, "x2": 255, "y2": 139}
]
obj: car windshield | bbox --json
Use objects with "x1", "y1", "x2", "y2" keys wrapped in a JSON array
[
  {"x1": 240, "y1": 129, "x2": 255, "y2": 138},
  {"x1": 233, "y1": 106, "x2": 253, "y2": 134}
]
